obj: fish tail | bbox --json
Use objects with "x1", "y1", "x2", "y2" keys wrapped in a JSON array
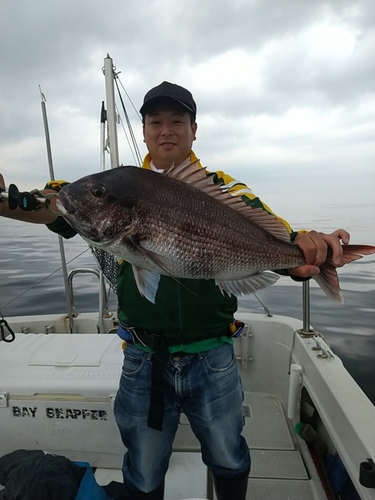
[
  {"x1": 313, "y1": 244, "x2": 375, "y2": 303},
  {"x1": 340, "y1": 244, "x2": 375, "y2": 264}
]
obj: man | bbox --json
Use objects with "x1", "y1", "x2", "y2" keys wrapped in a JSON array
[{"x1": 0, "y1": 82, "x2": 349, "y2": 500}]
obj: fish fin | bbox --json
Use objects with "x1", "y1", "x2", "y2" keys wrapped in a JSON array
[
  {"x1": 216, "y1": 271, "x2": 280, "y2": 297},
  {"x1": 340, "y1": 244, "x2": 375, "y2": 263},
  {"x1": 313, "y1": 244, "x2": 375, "y2": 303},
  {"x1": 230, "y1": 207, "x2": 292, "y2": 242},
  {"x1": 164, "y1": 161, "x2": 291, "y2": 242},
  {"x1": 129, "y1": 236, "x2": 171, "y2": 273},
  {"x1": 129, "y1": 237, "x2": 197, "y2": 299},
  {"x1": 313, "y1": 264, "x2": 343, "y2": 303},
  {"x1": 132, "y1": 265, "x2": 161, "y2": 304}
]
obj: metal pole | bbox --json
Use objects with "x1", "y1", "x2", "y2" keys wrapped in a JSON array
[
  {"x1": 103, "y1": 55, "x2": 120, "y2": 169},
  {"x1": 39, "y1": 87, "x2": 76, "y2": 332},
  {"x1": 302, "y1": 280, "x2": 311, "y2": 333},
  {"x1": 98, "y1": 100, "x2": 108, "y2": 332}
]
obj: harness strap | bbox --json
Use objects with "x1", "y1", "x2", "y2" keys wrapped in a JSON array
[
  {"x1": 118, "y1": 325, "x2": 169, "y2": 430},
  {"x1": 148, "y1": 336, "x2": 169, "y2": 431}
]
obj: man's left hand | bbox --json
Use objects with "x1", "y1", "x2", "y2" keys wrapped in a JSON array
[{"x1": 289, "y1": 229, "x2": 350, "y2": 278}]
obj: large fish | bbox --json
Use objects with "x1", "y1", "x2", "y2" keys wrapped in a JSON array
[{"x1": 56, "y1": 162, "x2": 375, "y2": 303}]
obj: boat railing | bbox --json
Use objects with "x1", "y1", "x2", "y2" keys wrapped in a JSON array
[{"x1": 67, "y1": 268, "x2": 110, "y2": 333}]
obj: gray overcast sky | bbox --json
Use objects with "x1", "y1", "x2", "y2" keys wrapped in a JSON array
[{"x1": 1, "y1": 0, "x2": 374, "y2": 231}]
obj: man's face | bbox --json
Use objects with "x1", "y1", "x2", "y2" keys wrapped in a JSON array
[{"x1": 143, "y1": 104, "x2": 197, "y2": 170}]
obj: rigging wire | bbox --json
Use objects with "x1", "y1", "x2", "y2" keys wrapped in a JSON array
[
  {"x1": 0, "y1": 247, "x2": 91, "y2": 311},
  {"x1": 253, "y1": 293, "x2": 273, "y2": 317},
  {"x1": 116, "y1": 77, "x2": 143, "y2": 123},
  {"x1": 115, "y1": 103, "x2": 141, "y2": 166},
  {"x1": 114, "y1": 76, "x2": 143, "y2": 167}
]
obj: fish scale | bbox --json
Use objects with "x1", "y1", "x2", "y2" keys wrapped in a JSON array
[{"x1": 138, "y1": 203, "x2": 303, "y2": 279}]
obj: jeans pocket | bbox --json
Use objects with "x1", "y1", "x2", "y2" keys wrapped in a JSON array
[
  {"x1": 202, "y1": 343, "x2": 236, "y2": 373},
  {"x1": 122, "y1": 345, "x2": 148, "y2": 376}
]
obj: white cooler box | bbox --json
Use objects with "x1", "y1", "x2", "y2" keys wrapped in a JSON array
[{"x1": 0, "y1": 333, "x2": 125, "y2": 468}]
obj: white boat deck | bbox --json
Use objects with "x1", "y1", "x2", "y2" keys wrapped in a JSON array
[
  {"x1": 95, "y1": 392, "x2": 321, "y2": 500},
  {"x1": 3, "y1": 317, "x2": 373, "y2": 498}
]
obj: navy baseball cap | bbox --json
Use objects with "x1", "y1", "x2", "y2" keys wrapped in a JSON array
[{"x1": 140, "y1": 81, "x2": 197, "y2": 119}]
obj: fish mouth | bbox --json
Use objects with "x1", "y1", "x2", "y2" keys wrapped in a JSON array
[{"x1": 56, "y1": 191, "x2": 76, "y2": 215}]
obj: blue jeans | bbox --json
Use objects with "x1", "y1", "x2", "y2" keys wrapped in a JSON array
[{"x1": 114, "y1": 342, "x2": 250, "y2": 493}]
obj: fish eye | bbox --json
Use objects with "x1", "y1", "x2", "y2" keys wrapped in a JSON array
[{"x1": 91, "y1": 185, "x2": 106, "y2": 198}]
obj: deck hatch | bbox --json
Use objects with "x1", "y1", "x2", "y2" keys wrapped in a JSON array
[{"x1": 242, "y1": 393, "x2": 294, "y2": 450}]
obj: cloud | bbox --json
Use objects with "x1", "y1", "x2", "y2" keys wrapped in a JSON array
[{"x1": 0, "y1": 0, "x2": 373, "y2": 212}]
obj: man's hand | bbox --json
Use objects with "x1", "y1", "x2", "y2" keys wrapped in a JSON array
[
  {"x1": 0, "y1": 173, "x2": 58, "y2": 224},
  {"x1": 290, "y1": 229, "x2": 351, "y2": 278}
]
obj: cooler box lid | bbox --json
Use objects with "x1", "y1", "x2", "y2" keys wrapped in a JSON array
[{"x1": 0, "y1": 334, "x2": 123, "y2": 398}]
